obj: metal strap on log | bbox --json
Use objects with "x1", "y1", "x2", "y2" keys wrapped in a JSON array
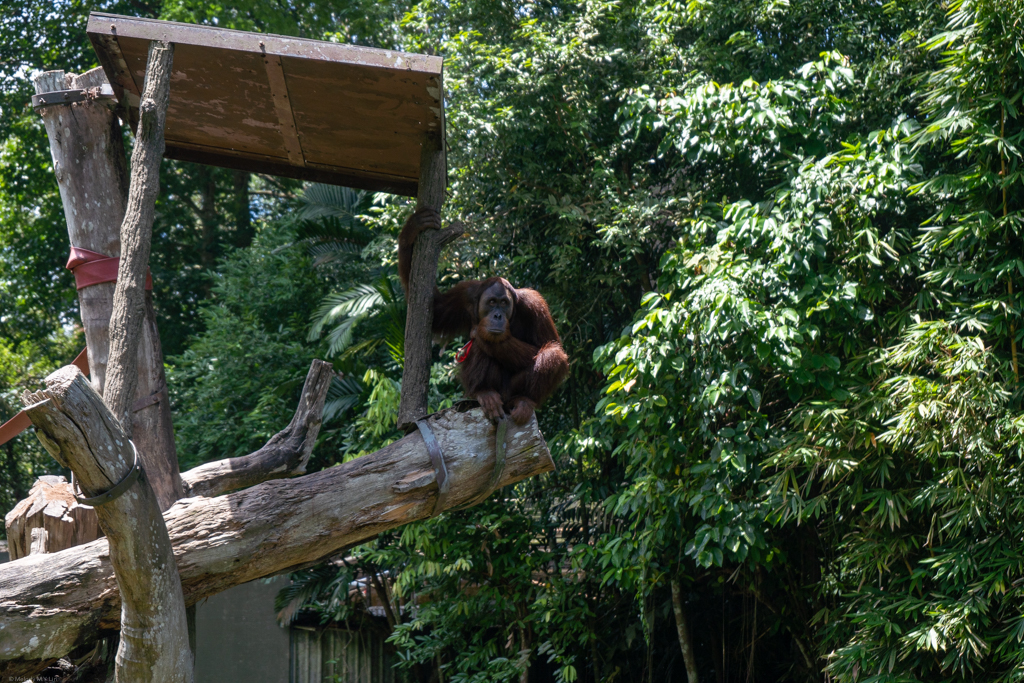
[
  {"x1": 416, "y1": 418, "x2": 450, "y2": 516},
  {"x1": 490, "y1": 418, "x2": 508, "y2": 489},
  {"x1": 417, "y1": 412, "x2": 511, "y2": 516},
  {"x1": 31, "y1": 84, "x2": 115, "y2": 110},
  {"x1": 71, "y1": 440, "x2": 143, "y2": 507}
]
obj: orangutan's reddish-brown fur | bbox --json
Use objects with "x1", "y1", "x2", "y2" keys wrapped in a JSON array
[{"x1": 399, "y1": 207, "x2": 569, "y2": 425}]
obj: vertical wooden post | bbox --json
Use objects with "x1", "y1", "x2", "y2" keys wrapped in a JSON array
[
  {"x1": 398, "y1": 130, "x2": 447, "y2": 429},
  {"x1": 397, "y1": 128, "x2": 462, "y2": 430},
  {"x1": 105, "y1": 40, "x2": 173, "y2": 429},
  {"x1": 33, "y1": 67, "x2": 182, "y2": 510}
]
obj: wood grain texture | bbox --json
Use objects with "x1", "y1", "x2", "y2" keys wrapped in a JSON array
[
  {"x1": 104, "y1": 40, "x2": 173, "y2": 435},
  {"x1": 21, "y1": 366, "x2": 192, "y2": 683},
  {"x1": 0, "y1": 405, "x2": 554, "y2": 680},
  {"x1": 181, "y1": 360, "x2": 333, "y2": 497},
  {"x1": 33, "y1": 66, "x2": 181, "y2": 511},
  {"x1": 3, "y1": 476, "x2": 100, "y2": 561}
]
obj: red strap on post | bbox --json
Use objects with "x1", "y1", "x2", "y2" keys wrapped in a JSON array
[
  {"x1": 66, "y1": 247, "x2": 152, "y2": 290},
  {"x1": 71, "y1": 346, "x2": 90, "y2": 375},
  {"x1": 2, "y1": 246, "x2": 156, "y2": 445},
  {"x1": 0, "y1": 412, "x2": 32, "y2": 447},
  {"x1": 0, "y1": 348, "x2": 91, "y2": 446}
]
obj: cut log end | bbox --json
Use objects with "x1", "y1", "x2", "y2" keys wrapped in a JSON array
[{"x1": 3, "y1": 476, "x2": 101, "y2": 561}]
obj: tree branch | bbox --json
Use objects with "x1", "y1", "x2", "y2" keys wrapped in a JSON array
[
  {"x1": 181, "y1": 360, "x2": 334, "y2": 497},
  {"x1": 397, "y1": 127, "x2": 455, "y2": 430},
  {"x1": 104, "y1": 40, "x2": 173, "y2": 430},
  {"x1": 22, "y1": 366, "x2": 191, "y2": 683}
]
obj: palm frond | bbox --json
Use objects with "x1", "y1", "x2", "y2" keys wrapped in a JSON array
[
  {"x1": 324, "y1": 317, "x2": 360, "y2": 356},
  {"x1": 323, "y1": 375, "x2": 366, "y2": 422},
  {"x1": 338, "y1": 338, "x2": 385, "y2": 362},
  {"x1": 298, "y1": 184, "x2": 370, "y2": 222},
  {"x1": 383, "y1": 316, "x2": 406, "y2": 368},
  {"x1": 308, "y1": 271, "x2": 406, "y2": 363},
  {"x1": 308, "y1": 284, "x2": 385, "y2": 342},
  {"x1": 296, "y1": 215, "x2": 372, "y2": 245},
  {"x1": 308, "y1": 240, "x2": 364, "y2": 267}
]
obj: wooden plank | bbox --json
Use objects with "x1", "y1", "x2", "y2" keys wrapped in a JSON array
[
  {"x1": 117, "y1": 38, "x2": 285, "y2": 160},
  {"x1": 283, "y1": 55, "x2": 441, "y2": 177},
  {"x1": 263, "y1": 54, "x2": 305, "y2": 167},
  {"x1": 163, "y1": 142, "x2": 418, "y2": 196},
  {"x1": 87, "y1": 12, "x2": 444, "y2": 195},
  {"x1": 88, "y1": 13, "x2": 442, "y2": 74}
]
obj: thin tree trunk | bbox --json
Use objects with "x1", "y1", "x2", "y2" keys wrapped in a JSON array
[
  {"x1": 397, "y1": 125, "x2": 459, "y2": 429},
  {"x1": 232, "y1": 170, "x2": 253, "y2": 248},
  {"x1": 671, "y1": 578, "x2": 699, "y2": 683},
  {"x1": 1001, "y1": 104, "x2": 1019, "y2": 382},
  {"x1": 370, "y1": 571, "x2": 399, "y2": 630},
  {"x1": 645, "y1": 595, "x2": 654, "y2": 683},
  {"x1": 104, "y1": 40, "x2": 173, "y2": 431}
]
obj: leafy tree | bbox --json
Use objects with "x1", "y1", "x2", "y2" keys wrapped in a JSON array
[
  {"x1": 167, "y1": 219, "x2": 323, "y2": 469},
  {"x1": 6, "y1": 0, "x2": 1024, "y2": 681}
]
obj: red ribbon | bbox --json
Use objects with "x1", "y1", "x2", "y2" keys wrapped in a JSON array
[
  {"x1": 2, "y1": 247, "x2": 158, "y2": 446},
  {"x1": 66, "y1": 247, "x2": 151, "y2": 290},
  {"x1": 455, "y1": 339, "x2": 473, "y2": 363}
]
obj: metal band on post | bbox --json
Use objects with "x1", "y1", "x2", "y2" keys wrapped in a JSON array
[
  {"x1": 72, "y1": 440, "x2": 143, "y2": 506},
  {"x1": 416, "y1": 418, "x2": 450, "y2": 516},
  {"x1": 32, "y1": 85, "x2": 116, "y2": 110}
]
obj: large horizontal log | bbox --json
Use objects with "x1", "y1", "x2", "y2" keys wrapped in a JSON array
[{"x1": 0, "y1": 407, "x2": 554, "y2": 680}]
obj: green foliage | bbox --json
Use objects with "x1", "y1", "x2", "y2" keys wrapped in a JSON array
[
  {"x1": 167, "y1": 222, "x2": 323, "y2": 469},
  {"x1": 4, "y1": 0, "x2": 1024, "y2": 680}
]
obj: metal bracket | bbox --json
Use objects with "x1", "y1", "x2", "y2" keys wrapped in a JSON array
[
  {"x1": 72, "y1": 440, "x2": 143, "y2": 507},
  {"x1": 32, "y1": 85, "x2": 116, "y2": 110},
  {"x1": 131, "y1": 381, "x2": 166, "y2": 413},
  {"x1": 416, "y1": 419, "x2": 450, "y2": 517}
]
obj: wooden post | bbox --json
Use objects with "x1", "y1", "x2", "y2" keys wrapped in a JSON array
[
  {"x1": 23, "y1": 367, "x2": 192, "y2": 683},
  {"x1": 0, "y1": 404, "x2": 555, "y2": 680},
  {"x1": 397, "y1": 122, "x2": 462, "y2": 430},
  {"x1": 33, "y1": 66, "x2": 182, "y2": 511}
]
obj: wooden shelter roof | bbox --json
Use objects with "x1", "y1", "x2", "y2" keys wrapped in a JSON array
[{"x1": 87, "y1": 13, "x2": 444, "y2": 196}]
